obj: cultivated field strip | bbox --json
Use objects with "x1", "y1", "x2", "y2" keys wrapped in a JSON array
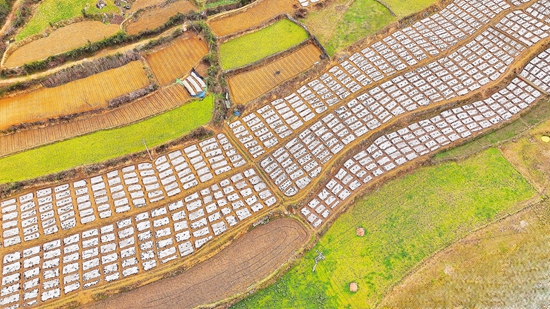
[
  {"x1": 124, "y1": 0, "x2": 197, "y2": 36},
  {"x1": 227, "y1": 0, "x2": 520, "y2": 160},
  {"x1": 4, "y1": 22, "x2": 120, "y2": 69},
  {"x1": 145, "y1": 35, "x2": 209, "y2": 86},
  {"x1": 0, "y1": 133, "x2": 248, "y2": 248},
  {"x1": 520, "y1": 50, "x2": 550, "y2": 94},
  {"x1": 301, "y1": 77, "x2": 543, "y2": 228},
  {"x1": 0, "y1": 84, "x2": 191, "y2": 158},
  {"x1": 207, "y1": 0, "x2": 296, "y2": 38},
  {"x1": 0, "y1": 168, "x2": 277, "y2": 308},
  {"x1": 227, "y1": 43, "x2": 323, "y2": 104},
  {"x1": 0, "y1": 61, "x2": 150, "y2": 131},
  {"x1": 234, "y1": 26, "x2": 531, "y2": 196}
]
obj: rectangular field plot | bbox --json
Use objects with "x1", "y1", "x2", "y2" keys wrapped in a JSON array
[
  {"x1": 228, "y1": 43, "x2": 323, "y2": 104},
  {"x1": 124, "y1": 0, "x2": 197, "y2": 35},
  {"x1": 520, "y1": 50, "x2": 550, "y2": 94},
  {"x1": 302, "y1": 77, "x2": 541, "y2": 228},
  {"x1": 0, "y1": 61, "x2": 150, "y2": 130},
  {"x1": 0, "y1": 168, "x2": 277, "y2": 308},
  {"x1": 0, "y1": 133, "x2": 246, "y2": 247},
  {"x1": 145, "y1": 35, "x2": 209, "y2": 85}
]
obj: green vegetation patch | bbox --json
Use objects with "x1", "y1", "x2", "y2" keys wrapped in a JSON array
[
  {"x1": 0, "y1": 96, "x2": 214, "y2": 184},
  {"x1": 219, "y1": 19, "x2": 309, "y2": 70},
  {"x1": 204, "y1": 0, "x2": 240, "y2": 9},
  {"x1": 302, "y1": 0, "x2": 437, "y2": 56},
  {"x1": 232, "y1": 148, "x2": 536, "y2": 309},
  {"x1": 17, "y1": 0, "x2": 119, "y2": 41}
]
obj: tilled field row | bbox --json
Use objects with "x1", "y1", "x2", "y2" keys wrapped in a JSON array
[
  {"x1": 207, "y1": 0, "x2": 296, "y2": 38},
  {"x1": 0, "y1": 61, "x2": 151, "y2": 131},
  {"x1": 0, "y1": 133, "x2": 248, "y2": 248},
  {"x1": 145, "y1": 35, "x2": 209, "y2": 86},
  {"x1": 0, "y1": 167, "x2": 277, "y2": 308},
  {"x1": 228, "y1": 0, "x2": 549, "y2": 198},
  {"x1": 0, "y1": 84, "x2": 191, "y2": 158},
  {"x1": 227, "y1": 43, "x2": 323, "y2": 104},
  {"x1": 302, "y1": 75, "x2": 545, "y2": 228}
]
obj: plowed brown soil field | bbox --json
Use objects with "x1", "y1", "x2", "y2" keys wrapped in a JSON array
[
  {"x1": 124, "y1": 0, "x2": 197, "y2": 35},
  {"x1": 228, "y1": 43, "x2": 322, "y2": 104},
  {"x1": 145, "y1": 34, "x2": 209, "y2": 85},
  {"x1": 84, "y1": 218, "x2": 309, "y2": 309},
  {"x1": 4, "y1": 21, "x2": 120, "y2": 68},
  {"x1": 0, "y1": 83, "x2": 190, "y2": 157},
  {"x1": 208, "y1": 0, "x2": 296, "y2": 38},
  {"x1": 0, "y1": 61, "x2": 150, "y2": 130}
]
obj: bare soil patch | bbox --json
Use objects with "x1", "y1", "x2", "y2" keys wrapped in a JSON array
[
  {"x1": 84, "y1": 218, "x2": 309, "y2": 309},
  {"x1": 208, "y1": 0, "x2": 296, "y2": 38},
  {"x1": 124, "y1": 0, "x2": 196, "y2": 35},
  {"x1": 4, "y1": 21, "x2": 120, "y2": 68}
]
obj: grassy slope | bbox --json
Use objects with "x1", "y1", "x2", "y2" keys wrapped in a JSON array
[
  {"x1": 17, "y1": 0, "x2": 119, "y2": 40},
  {"x1": 231, "y1": 148, "x2": 536, "y2": 309},
  {"x1": 0, "y1": 96, "x2": 213, "y2": 184},
  {"x1": 219, "y1": 19, "x2": 309, "y2": 70},
  {"x1": 303, "y1": 0, "x2": 437, "y2": 56},
  {"x1": 379, "y1": 201, "x2": 550, "y2": 308},
  {"x1": 380, "y1": 116, "x2": 550, "y2": 308}
]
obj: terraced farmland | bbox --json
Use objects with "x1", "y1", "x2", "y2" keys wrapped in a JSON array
[
  {"x1": 124, "y1": 0, "x2": 197, "y2": 35},
  {"x1": 4, "y1": 21, "x2": 120, "y2": 68},
  {"x1": 227, "y1": 43, "x2": 323, "y2": 104},
  {"x1": 145, "y1": 35, "x2": 209, "y2": 85},
  {"x1": 0, "y1": 84, "x2": 192, "y2": 157},
  {"x1": 0, "y1": 61, "x2": 150, "y2": 130},
  {"x1": 207, "y1": 0, "x2": 295, "y2": 38},
  {"x1": 1, "y1": 0, "x2": 550, "y2": 308}
]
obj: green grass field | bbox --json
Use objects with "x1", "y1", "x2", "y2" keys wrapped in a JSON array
[
  {"x1": 232, "y1": 148, "x2": 536, "y2": 309},
  {"x1": 0, "y1": 96, "x2": 213, "y2": 184},
  {"x1": 303, "y1": 0, "x2": 437, "y2": 56},
  {"x1": 17, "y1": 0, "x2": 119, "y2": 40},
  {"x1": 379, "y1": 200, "x2": 550, "y2": 308},
  {"x1": 219, "y1": 19, "x2": 309, "y2": 70}
]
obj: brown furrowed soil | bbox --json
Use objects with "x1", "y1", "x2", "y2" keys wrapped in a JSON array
[
  {"x1": 0, "y1": 61, "x2": 150, "y2": 130},
  {"x1": 228, "y1": 43, "x2": 322, "y2": 104},
  {"x1": 84, "y1": 218, "x2": 309, "y2": 309},
  {"x1": 145, "y1": 34, "x2": 209, "y2": 85},
  {"x1": 124, "y1": 0, "x2": 197, "y2": 35},
  {"x1": 4, "y1": 21, "x2": 120, "y2": 68},
  {"x1": 208, "y1": 0, "x2": 296, "y2": 38},
  {"x1": 0, "y1": 83, "x2": 191, "y2": 157}
]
